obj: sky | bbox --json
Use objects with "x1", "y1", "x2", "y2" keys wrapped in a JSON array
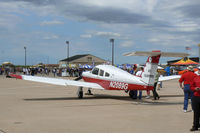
[{"x1": 0, "y1": 0, "x2": 200, "y2": 65}]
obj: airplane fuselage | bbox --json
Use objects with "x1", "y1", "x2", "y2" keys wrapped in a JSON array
[{"x1": 82, "y1": 65, "x2": 154, "y2": 91}]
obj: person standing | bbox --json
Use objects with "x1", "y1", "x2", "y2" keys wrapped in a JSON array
[
  {"x1": 52, "y1": 68, "x2": 57, "y2": 77},
  {"x1": 157, "y1": 74, "x2": 163, "y2": 90},
  {"x1": 190, "y1": 68, "x2": 200, "y2": 131},
  {"x1": 153, "y1": 71, "x2": 160, "y2": 100},
  {"x1": 136, "y1": 67, "x2": 144, "y2": 99},
  {"x1": 179, "y1": 65, "x2": 197, "y2": 113}
]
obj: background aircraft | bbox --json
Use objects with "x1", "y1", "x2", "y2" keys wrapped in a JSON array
[{"x1": 10, "y1": 51, "x2": 188, "y2": 99}]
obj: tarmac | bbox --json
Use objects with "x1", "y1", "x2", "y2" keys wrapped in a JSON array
[{"x1": 0, "y1": 74, "x2": 195, "y2": 133}]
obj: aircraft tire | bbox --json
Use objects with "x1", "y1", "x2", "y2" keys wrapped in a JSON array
[{"x1": 129, "y1": 90, "x2": 137, "y2": 99}]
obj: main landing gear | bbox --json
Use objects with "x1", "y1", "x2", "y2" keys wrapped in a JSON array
[
  {"x1": 77, "y1": 87, "x2": 93, "y2": 99},
  {"x1": 129, "y1": 90, "x2": 137, "y2": 99}
]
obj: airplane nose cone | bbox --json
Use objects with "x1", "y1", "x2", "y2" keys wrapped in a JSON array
[{"x1": 82, "y1": 71, "x2": 89, "y2": 77}]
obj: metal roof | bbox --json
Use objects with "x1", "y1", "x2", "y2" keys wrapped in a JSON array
[{"x1": 60, "y1": 54, "x2": 90, "y2": 62}]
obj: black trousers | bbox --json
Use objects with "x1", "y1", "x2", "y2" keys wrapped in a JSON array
[
  {"x1": 192, "y1": 96, "x2": 200, "y2": 128},
  {"x1": 153, "y1": 82, "x2": 159, "y2": 100}
]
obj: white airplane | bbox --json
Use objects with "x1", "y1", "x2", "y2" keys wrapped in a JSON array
[{"x1": 10, "y1": 51, "x2": 188, "y2": 99}]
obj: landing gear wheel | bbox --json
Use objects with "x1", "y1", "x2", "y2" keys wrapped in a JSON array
[
  {"x1": 85, "y1": 88, "x2": 93, "y2": 95},
  {"x1": 129, "y1": 90, "x2": 137, "y2": 99}
]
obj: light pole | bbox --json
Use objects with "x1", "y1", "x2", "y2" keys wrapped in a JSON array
[
  {"x1": 66, "y1": 41, "x2": 69, "y2": 66},
  {"x1": 110, "y1": 38, "x2": 114, "y2": 65},
  {"x1": 24, "y1": 46, "x2": 26, "y2": 67}
]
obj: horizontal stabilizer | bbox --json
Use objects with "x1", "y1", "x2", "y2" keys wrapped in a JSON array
[
  {"x1": 123, "y1": 51, "x2": 189, "y2": 57},
  {"x1": 158, "y1": 75, "x2": 181, "y2": 82}
]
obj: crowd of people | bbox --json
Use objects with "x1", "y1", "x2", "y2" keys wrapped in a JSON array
[
  {"x1": 0, "y1": 67, "x2": 13, "y2": 77},
  {"x1": 0, "y1": 66, "x2": 87, "y2": 78},
  {"x1": 21, "y1": 67, "x2": 87, "y2": 77}
]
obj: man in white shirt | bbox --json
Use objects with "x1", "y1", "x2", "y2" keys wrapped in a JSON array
[{"x1": 136, "y1": 67, "x2": 144, "y2": 99}]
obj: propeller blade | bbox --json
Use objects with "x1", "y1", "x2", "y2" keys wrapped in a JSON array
[{"x1": 74, "y1": 76, "x2": 82, "y2": 81}]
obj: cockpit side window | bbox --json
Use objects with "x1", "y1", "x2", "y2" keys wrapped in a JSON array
[
  {"x1": 105, "y1": 72, "x2": 110, "y2": 77},
  {"x1": 92, "y1": 67, "x2": 99, "y2": 75},
  {"x1": 99, "y1": 69, "x2": 104, "y2": 76}
]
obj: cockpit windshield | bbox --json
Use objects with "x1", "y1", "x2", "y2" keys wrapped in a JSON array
[
  {"x1": 92, "y1": 67, "x2": 99, "y2": 75},
  {"x1": 92, "y1": 67, "x2": 110, "y2": 77}
]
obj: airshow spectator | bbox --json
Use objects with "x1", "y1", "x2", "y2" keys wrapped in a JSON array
[
  {"x1": 52, "y1": 68, "x2": 57, "y2": 77},
  {"x1": 0, "y1": 67, "x2": 2, "y2": 75},
  {"x1": 179, "y1": 65, "x2": 197, "y2": 113},
  {"x1": 153, "y1": 71, "x2": 160, "y2": 100},
  {"x1": 190, "y1": 68, "x2": 200, "y2": 131},
  {"x1": 136, "y1": 67, "x2": 144, "y2": 99},
  {"x1": 165, "y1": 66, "x2": 171, "y2": 76}
]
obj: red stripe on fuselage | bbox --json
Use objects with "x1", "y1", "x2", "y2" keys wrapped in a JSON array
[{"x1": 82, "y1": 76, "x2": 153, "y2": 91}]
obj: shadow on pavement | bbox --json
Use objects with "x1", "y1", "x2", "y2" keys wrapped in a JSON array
[{"x1": 24, "y1": 94, "x2": 185, "y2": 106}]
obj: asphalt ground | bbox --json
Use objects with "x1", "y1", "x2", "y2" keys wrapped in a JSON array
[{"x1": 0, "y1": 75, "x2": 195, "y2": 133}]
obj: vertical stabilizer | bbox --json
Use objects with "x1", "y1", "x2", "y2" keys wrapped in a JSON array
[{"x1": 141, "y1": 53, "x2": 160, "y2": 86}]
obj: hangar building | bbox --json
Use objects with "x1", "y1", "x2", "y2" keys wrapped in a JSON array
[{"x1": 59, "y1": 54, "x2": 107, "y2": 68}]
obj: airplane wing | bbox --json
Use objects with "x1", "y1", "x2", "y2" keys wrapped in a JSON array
[
  {"x1": 10, "y1": 74, "x2": 104, "y2": 90},
  {"x1": 158, "y1": 75, "x2": 181, "y2": 82}
]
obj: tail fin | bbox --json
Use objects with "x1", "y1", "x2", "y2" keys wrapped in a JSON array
[{"x1": 141, "y1": 53, "x2": 160, "y2": 86}]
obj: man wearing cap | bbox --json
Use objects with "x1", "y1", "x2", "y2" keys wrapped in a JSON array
[{"x1": 179, "y1": 65, "x2": 197, "y2": 113}]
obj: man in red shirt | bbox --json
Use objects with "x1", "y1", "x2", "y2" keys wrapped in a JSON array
[
  {"x1": 190, "y1": 68, "x2": 200, "y2": 131},
  {"x1": 179, "y1": 66, "x2": 197, "y2": 113}
]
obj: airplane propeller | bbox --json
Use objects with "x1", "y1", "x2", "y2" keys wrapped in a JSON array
[
  {"x1": 74, "y1": 76, "x2": 82, "y2": 81},
  {"x1": 74, "y1": 75, "x2": 93, "y2": 96}
]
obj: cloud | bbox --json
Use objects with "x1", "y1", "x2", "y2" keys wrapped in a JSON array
[
  {"x1": 80, "y1": 34, "x2": 92, "y2": 38},
  {"x1": 80, "y1": 31, "x2": 122, "y2": 39},
  {"x1": 120, "y1": 41, "x2": 135, "y2": 47},
  {"x1": 1, "y1": 0, "x2": 200, "y2": 64},
  {"x1": 148, "y1": 38, "x2": 160, "y2": 43},
  {"x1": 1, "y1": 0, "x2": 165, "y2": 26},
  {"x1": 176, "y1": 1, "x2": 200, "y2": 18},
  {"x1": 43, "y1": 35, "x2": 59, "y2": 40},
  {"x1": 1, "y1": 0, "x2": 196, "y2": 34},
  {"x1": 40, "y1": 20, "x2": 64, "y2": 26},
  {"x1": 0, "y1": 14, "x2": 20, "y2": 29},
  {"x1": 95, "y1": 31, "x2": 121, "y2": 38},
  {"x1": 0, "y1": 1, "x2": 23, "y2": 30},
  {"x1": 173, "y1": 21, "x2": 200, "y2": 32}
]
